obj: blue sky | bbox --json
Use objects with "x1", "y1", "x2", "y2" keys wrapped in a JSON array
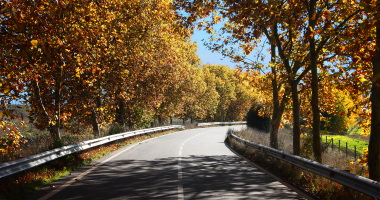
[
  {"x1": 190, "y1": 29, "x2": 239, "y2": 68},
  {"x1": 190, "y1": 28, "x2": 271, "y2": 70}
]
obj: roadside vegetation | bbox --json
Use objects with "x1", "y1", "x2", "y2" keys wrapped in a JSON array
[
  {"x1": 1, "y1": 0, "x2": 260, "y2": 165},
  {"x1": 228, "y1": 127, "x2": 371, "y2": 199},
  {"x1": 175, "y1": 0, "x2": 380, "y2": 182},
  {"x1": 324, "y1": 135, "x2": 369, "y2": 157},
  {"x1": 0, "y1": 129, "x2": 176, "y2": 200},
  {"x1": 1, "y1": 0, "x2": 380, "y2": 197}
]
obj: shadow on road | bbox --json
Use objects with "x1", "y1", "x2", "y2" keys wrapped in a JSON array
[{"x1": 47, "y1": 155, "x2": 303, "y2": 199}]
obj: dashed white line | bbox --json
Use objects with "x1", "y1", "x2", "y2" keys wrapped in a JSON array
[
  {"x1": 39, "y1": 130, "x2": 180, "y2": 200},
  {"x1": 177, "y1": 130, "x2": 212, "y2": 200}
]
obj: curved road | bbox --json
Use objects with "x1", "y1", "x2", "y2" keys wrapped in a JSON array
[{"x1": 26, "y1": 126, "x2": 310, "y2": 200}]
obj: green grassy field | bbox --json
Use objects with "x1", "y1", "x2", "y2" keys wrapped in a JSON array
[
  {"x1": 323, "y1": 135, "x2": 368, "y2": 157},
  {"x1": 347, "y1": 126, "x2": 361, "y2": 135}
]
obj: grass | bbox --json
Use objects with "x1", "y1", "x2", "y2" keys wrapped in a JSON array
[
  {"x1": 323, "y1": 135, "x2": 368, "y2": 157},
  {"x1": 228, "y1": 127, "x2": 371, "y2": 199},
  {"x1": 346, "y1": 124, "x2": 368, "y2": 135},
  {"x1": 0, "y1": 129, "x2": 177, "y2": 200}
]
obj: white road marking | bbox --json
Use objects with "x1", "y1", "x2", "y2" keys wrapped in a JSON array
[
  {"x1": 38, "y1": 130, "x2": 181, "y2": 200},
  {"x1": 178, "y1": 157, "x2": 184, "y2": 200},
  {"x1": 177, "y1": 130, "x2": 212, "y2": 200}
]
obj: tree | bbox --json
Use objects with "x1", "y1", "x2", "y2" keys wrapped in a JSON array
[
  {"x1": 0, "y1": 0, "x2": 197, "y2": 143},
  {"x1": 320, "y1": 89, "x2": 358, "y2": 133}
]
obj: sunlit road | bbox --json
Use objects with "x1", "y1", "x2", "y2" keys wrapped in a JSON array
[{"x1": 26, "y1": 126, "x2": 309, "y2": 200}]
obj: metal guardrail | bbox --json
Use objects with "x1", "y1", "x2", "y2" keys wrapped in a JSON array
[
  {"x1": 0, "y1": 125, "x2": 184, "y2": 179},
  {"x1": 228, "y1": 132, "x2": 380, "y2": 199},
  {"x1": 197, "y1": 121, "x2": 246, "y2": 127}
]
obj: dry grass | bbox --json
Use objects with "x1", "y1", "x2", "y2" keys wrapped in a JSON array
[
  {"x1": 0, "y1": 130, "x2": 176, "y2": 200},
  {"x1": 234, "y1": 127, "x2": 367, "y2": 175},
  {"x1": 237, "y1": 127, "x2": 293, "y2": 153},
  {"x1": 347, "y1": 134, "x2": 370, "y2": 143},
  {"x1": 230, "y1": 127, "x2": 372, "y2": 199},
  {"x1": 228, "y1": 130, "x2": 372, "y2": 200},
  {"x1": 1, "y1": 120, "x2": 190, "y2": 164},
  {"x1": 184, "y1": 122, "x2": 198, "y2": 129},
  {"x1": 1, "y1": 124, "x2": 130, "y2": 164}
]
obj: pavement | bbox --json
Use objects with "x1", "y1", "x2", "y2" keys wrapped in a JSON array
[{"x1": 25, "y1": 126, "x2": 310, "y2": 200}]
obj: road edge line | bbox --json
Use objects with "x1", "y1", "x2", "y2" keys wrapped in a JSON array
[{"x1": 38, "y1": 129, "x2": 186, "y2": 200}]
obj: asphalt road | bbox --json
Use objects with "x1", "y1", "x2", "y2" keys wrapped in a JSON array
[{"x1": 26, "y1": 126, "x2": 309, "y2": 200}]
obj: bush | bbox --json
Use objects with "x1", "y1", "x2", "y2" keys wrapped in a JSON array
[
  {"x1": 107, "y1": 123, "x2": 124, "y2": 135},
  {"x1": 245, "y1": 105, "x2": 271, "y2": 133},
  {"x1": 320, "y1": 89, "x2": 358, "y2": 134},
  {"x1": 52, "y1": 139, "x2": 64, "y2": 149}
]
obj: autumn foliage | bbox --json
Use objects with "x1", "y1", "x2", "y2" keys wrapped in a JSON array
[
  {"x1": 174, "y1": 0, "x2": 380, "y2": 181},
  {"x1": 0, "y1": 0, "x2": 260, "y2": 162}
]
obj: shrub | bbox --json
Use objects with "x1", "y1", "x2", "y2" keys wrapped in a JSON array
[
  {"x1": 52, "y1": 139, "x2": 64, "y2": 149},
  {"x1": 107, "y1": 123, "x2": 124, "y2": 135},
  {"x1": 245, "y1": 105, "x2": 271, "y2": 133},
  {"x1": 321, "y1": 89, "x2": 358, "y2": 134}
]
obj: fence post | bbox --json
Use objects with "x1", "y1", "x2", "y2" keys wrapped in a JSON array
[
  {"x1": 355, "y1": 145, "x2": 356, "y2": 160},
  {"x1": 346, "y1": 142, "x2": 348, "y2": 157},
  {"x1": 326, "y1": 136, "x2": 327, "y2": 143},
  {"x1": 332, "y1": 138, "x2": 334, "y2": 150},
  {"x1": 339, "y1": 140, "x2": 340, "y2": 152}
]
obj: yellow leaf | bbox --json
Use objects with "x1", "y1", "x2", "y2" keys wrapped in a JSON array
[
  {"x1": 359, "y1": 75, "x2": 367, "y2": 83},
  {"x1": 31, "y1": 40, "x2": 38, "y2": 47}
]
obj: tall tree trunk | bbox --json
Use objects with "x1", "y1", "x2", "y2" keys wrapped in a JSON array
[
  {"x1": 290, "y1": 80, "x2": 301, "y2": 156},
  {"x1": 271, "y1": 22, "x2": 308, "y2": 156},
  {"x1": 91, "y1": 107, "x2": 100, "y2": 137},
  {"x1": 126, "y1": 106, "x2": 133, "y2": 130},
  {"x1": 270, "y1": 43, "x2": 279, "y2": 149},
  {"x1": 369, "y1": 21, "x2": 380, "y2": 182},
  {"x1": 270, "y1": 91, "x2": 289, "y2": 149},
  {"x1": 115, "y1": 96, "x2": 125, "y2": 129},
  {"x1": 32, "y1": 80, "x2": 61, "y2": 142},
  {"x1": 309, "y1": 0, "x2": 322, "y2": 163},
  {"x1": 52, "y1": 67, "x2": 62, "y2": 142},
  {"x1": 158, "y1": 115, "x2": 162, "y2": 126}
]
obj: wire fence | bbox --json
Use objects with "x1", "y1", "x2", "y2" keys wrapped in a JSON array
[{"x1": 323, "y1": 136, "x2": 365, "y2": 160}]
